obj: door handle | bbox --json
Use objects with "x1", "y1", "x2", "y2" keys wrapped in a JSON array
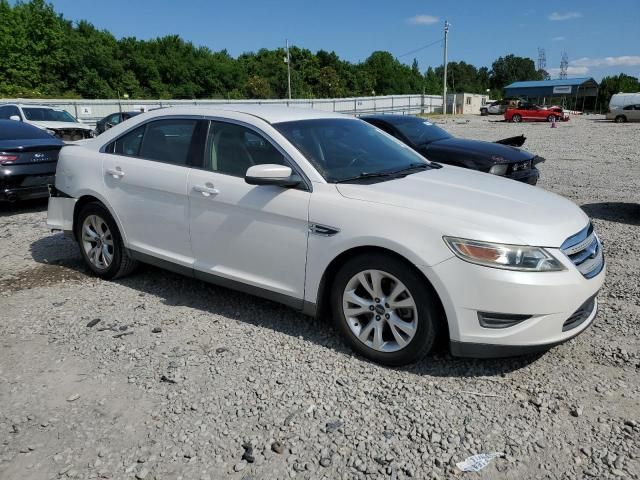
[
  {"x1": 106, "y1": 167, "x2": 125, "y2": 178},
  {"x1": 193, "y1": 183, "x2": 220, "y2": 197}
]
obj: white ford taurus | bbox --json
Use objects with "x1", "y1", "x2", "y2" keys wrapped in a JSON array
[{"x1": 47, "y1": 106, "x2": 605, "y2": 365}]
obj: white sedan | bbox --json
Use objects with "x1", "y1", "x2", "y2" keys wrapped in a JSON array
[{"x1": 47, "y1": 106, "x2": 604, "y2": 365}]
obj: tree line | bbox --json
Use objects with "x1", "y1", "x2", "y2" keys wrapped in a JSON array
[{"x1": 1, "y1": 0, "x2": 638, "y2": 109}]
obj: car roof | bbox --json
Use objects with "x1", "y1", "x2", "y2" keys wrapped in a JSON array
[
  {"x1": 140, "y1": 104, "x2": 349, "y2": 124},
  {"x1": 360, "y1": 114, "x2": 423, "y2": 124},
  {"x1": 1, "y1": 103, "x2": 69, "y2": 111}
]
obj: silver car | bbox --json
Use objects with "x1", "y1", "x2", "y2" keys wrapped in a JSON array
[{"x1": 606, "y1": 104, "x2": 640, "y2": 123}]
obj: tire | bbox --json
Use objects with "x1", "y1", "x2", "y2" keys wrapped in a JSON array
[
  {"x1": 75, "y1": 202, "x2": 138, "y2": 279},
  {"x1": 480, "y1": 108, "x2": 488, "y2": 116},
  {"x1": 547, "y1": 115, "x2": 556, "y2": 122},
  {"x1": 511, "y1": 114, "x2": 522, "y2": 123},
  {"x1": 330, "y1": 253, "x2": 441, "y2": 366},
  {"x1": 615, "y1": 115, "x2": 627, "y2": 123}
]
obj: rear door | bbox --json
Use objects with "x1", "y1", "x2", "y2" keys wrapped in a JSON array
[
  {"x1": 188, "y1": 120, "x2": 310, "y2": 302},
  {"x1": 102, "y1": 117, "x2": 206, "y2": 266}
]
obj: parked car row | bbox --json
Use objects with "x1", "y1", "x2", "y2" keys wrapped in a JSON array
[{"x1": 45, "y1": 105, "x2": 604, "y2": 366}]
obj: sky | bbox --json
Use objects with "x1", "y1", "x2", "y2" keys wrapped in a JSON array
[{"x1": 47, "y1": 0, "x2": 640, "y2": 81}]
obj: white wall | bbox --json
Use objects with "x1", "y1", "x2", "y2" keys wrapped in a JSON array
[{"x1": 1, "y1": 95, "x2": 443, "y2": 127}]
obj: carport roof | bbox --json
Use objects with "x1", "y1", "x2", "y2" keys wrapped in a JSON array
[{"x1": 505, "y1": 77, "x2": 598, "y2": 89}]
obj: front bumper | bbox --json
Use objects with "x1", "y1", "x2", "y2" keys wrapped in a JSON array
[
  {"x1": 506, "y1": 167, "x2": 539, "y2": 185},
  {"x1": 423, "y1": 253, "x2": 605, "y2": 358}
]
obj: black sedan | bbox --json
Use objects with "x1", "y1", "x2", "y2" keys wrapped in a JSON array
[
  {"x1": 0, "y1": 120, "x2": 64, "y2": 202},
  {"x1": 361, "y1": 115, "x2": 544, "y2": 185},
  {"x1": 95, "y1": 111, "x2": 142, "y2": 135}
]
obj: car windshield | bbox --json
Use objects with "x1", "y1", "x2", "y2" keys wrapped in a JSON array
[
  {"x1": 22, "y1": 108, "x2": 77, "y2": 123},
  {"x1": 274, "y1": 118, "x2": 430, "y2": 183},
  {"x1": 391, "y1": 118, "x2": 452, "y2": 145}
]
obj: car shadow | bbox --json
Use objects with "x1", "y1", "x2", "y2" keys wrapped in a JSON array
[
  {"x1": 0, "y1": 198, "x2": 48, "y2": 217},
  {"x1": 582, "y1": 202, "x2": 640, "y2": 226},
  {"x1": 29, "y1": 234, "x2": 542, "y2": 378}
]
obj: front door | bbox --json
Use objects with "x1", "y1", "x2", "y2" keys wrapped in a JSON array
[
  {"x1": 188, "y1": 120, "x2": 310, "y2": 303},
  {"x1": 102, "y1": 118, "x2": 205, "y2": 266}
]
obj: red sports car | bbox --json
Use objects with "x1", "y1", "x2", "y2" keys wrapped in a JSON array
[{"x1": 504, "y1": 104, "x2": 568, "y2": 123}]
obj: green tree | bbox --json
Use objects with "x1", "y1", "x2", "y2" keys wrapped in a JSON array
[{"x1": 490, "y1": 54, "x2": 543, "y2": 91}]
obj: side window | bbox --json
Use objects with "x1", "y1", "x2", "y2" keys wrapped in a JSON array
[
  {"x1": 623, "y1": 105, "x2": 633, "y2": 110},
  {"x1": 205, "y1": 122, "x2": 287, "y2": 177},
  {"x1": 109, "y1": 113, "x2": 121, "y2": 125},
  {"x1": 138, "y1": 119, "x2": 198, "y2": 165},
  {"x1": 114, "y1": 125, "x2": 145, "y2": 156}
]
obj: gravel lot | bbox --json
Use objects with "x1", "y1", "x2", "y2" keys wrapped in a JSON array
[{"x1": 1, "y1": 114, "x2": 639, "y2": 480}]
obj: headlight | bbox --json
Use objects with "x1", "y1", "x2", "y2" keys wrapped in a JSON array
[
  {"x1": 46, "y1": 128, "x2": 57, "y2": 136},
  {"x1": 489, "y1": 164, "x2": 508, "y2": 175},
  {"x1": 443, "y1": 237, "x2": 566, "y2": 272}
]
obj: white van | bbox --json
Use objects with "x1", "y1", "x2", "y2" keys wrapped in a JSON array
[{"x1": 606, "y1": 93, "x2": 640, "y2": 123}]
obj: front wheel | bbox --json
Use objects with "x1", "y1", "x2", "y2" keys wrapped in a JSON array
[
  {"x1": 547, "y1": 114, "x2": 557, "y2": 122},
  {"x1": 330, "y1": 254, "x2": 441, "y2": 366},
  {"x1": 511, "y1": 114, "x2": 522, "y2": 123},
  {"x1": 76, "y1": 202, "x2": 138, "y2": 279},
  {"x1": 615, "y1": 115, "x2": 627, "y2": 123}
]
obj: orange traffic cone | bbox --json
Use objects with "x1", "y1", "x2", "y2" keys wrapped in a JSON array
[{"x1": 551, "y1": 116, "x2": 557, "y2": 128}]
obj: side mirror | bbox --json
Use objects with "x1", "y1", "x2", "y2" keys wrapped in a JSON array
[
  {"x1": 105, "y1": 123, "x2": 113, "y2": 129},
  {"x1": 245, "y1": 164, "x2": 301, "y2": 187},
  {"x1": 9, "y1": 115, "x2": 21, "y2": 121}
]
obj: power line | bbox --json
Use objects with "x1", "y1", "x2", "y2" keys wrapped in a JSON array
[{"x1": 397, "y1": 38, "x2": 443, "y2": 59}]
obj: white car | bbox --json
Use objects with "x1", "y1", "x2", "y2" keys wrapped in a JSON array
[
  {"x1": 47, "y1": 106, "x2": 605, "y2": 365},
  {"x1": 0, "y1": 103, "x2": 94, "y2": 141}
]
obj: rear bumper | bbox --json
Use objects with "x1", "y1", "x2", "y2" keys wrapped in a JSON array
[
  {"x1": 0, "y1": 162, "x2": 56, "y2": 202},
  {"x1": 46, "y1": 194, "x2": 77, "y2": 233}
]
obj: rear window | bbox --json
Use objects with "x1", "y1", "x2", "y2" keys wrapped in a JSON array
[
  {"x1": 0, "y1": 120, "x2": 56, "y2": 140},
  {"x1": 22, "y1": 108, "x2": 77, "y2": 123}
]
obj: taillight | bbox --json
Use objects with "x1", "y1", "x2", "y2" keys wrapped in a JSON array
[{"x1": 0, "y1": 154, "x2": 18, "y2": 164}]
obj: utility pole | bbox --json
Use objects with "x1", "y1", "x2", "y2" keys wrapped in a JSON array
[
  {"x1": 285, "y1": 39, "x2": 292, "y2": 100},
  {"x1": 442, "y1": 20, "x2": 449, "y2": 114}
]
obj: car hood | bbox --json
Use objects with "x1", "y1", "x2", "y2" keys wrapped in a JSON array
[
  {"x1": 335, "y1": 166, "x2": 588, "y2": 248},
  {"x1": 30, "y1": 121, "x2": 93, "y2": 131},
  {"x1": 425, "y1": 138, "x2": 532, "y2": 162}
]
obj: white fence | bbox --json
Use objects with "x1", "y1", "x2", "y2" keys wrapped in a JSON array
[{"x1": 2, "y1": 94, "x2": 443, "y2": 127}]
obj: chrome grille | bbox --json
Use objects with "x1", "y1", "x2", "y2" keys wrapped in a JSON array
[{"x1": 561, "y1": 223, "x2": 604, "y2": 279}]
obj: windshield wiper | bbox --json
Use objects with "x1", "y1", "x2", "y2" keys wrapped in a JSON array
[
  {"x1": 335, "y1": 163, "x2": 438, "y2": 184},
  {"x1": 334, "y1": 171, "x2": 399, "y2": 183}
]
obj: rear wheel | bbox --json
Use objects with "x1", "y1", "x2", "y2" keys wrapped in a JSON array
[
  {"x1": 615, "y1": 115, "x2": 627, "y2": 123},
  {"x1": 330, "y1": 254, "x2": 441, "y2": 366},
  {"x1": 511, "y1": 114, "x2": 522, "y2": 123},
  {"x1": 76, "y1": 202, "x2": 138, "y2": 279}
]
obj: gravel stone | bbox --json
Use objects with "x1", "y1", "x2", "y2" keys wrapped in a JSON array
[{"x1": 1, "y1": 115, "x2": 638, "y2": 480}]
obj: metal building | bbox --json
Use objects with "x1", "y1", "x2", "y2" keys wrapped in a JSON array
[{"x1": 504, "y1": 77, "x2": 599, "y2": 111}]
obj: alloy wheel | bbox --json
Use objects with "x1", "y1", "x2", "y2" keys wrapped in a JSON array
[
  {"x1": 81, "y1": 214, "x2": 114, "y2": 270},
  {"x1": 342, "y1": 269, "x2": 418, "y2": 353}
]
